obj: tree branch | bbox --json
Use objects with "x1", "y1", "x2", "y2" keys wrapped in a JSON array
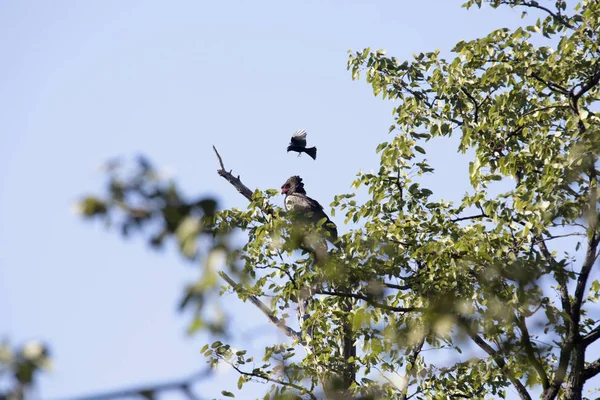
[
  {"x1": 583, "y1": 357, "x2": 600, "y2": 381},
  {"x1": 515, "y1": 1, "x2": 576, "y2": 30},
  {"x1": 582, "y1": 324, "x2": 600, "y2": 347},
  {"x1": 516, "y1": 314, "x2": 550, "y2": 389},
  {"x1": 451, "y1": 213, "x2": 489, "y2": 222},
  {"x1": 317, "y1": 290, "x2": 424, "y2": 313},
  {"x1": 536, "y1": 239, "x2": 572, "y2": 315},
  {"x1": 537, "y1": 232, "x2": 586, "y2": 243},
  {"x1": 59, "y1": 368, "x2": 212, "y2": 400},
  {"x1": 227, "y1": 362, "x2": 317, "y2": 400},
  {"x1": 384, "y1": 282, "x2": 412, "y2": 290},
  {"x1": 529, "y1": 73, "x2": 570, "y2": 96},
  {"x1": 573, "y1": 232, "x2": 600, "y2": 320},
  {"x1": 457, "y1": 317, "x2": 532, "y2": 400},
  {"x1": 572, "y1": 66, "x2": 600, "y2": 101},
  {"x1": 399, "y1": 333, "x2": 426, "y2": 400},
  {"x1": 219, "y1": 271, "x2": 303, "y2": 343},
  {"x1": 213, "y1": 146, "x2": 254, "y2": 201},
  {"x1": 537, "y1": 238, "x2": 574, "y2": 400}
]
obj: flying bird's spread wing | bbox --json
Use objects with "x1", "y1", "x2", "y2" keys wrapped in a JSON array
[
  {"x1": 290, "y1": 129, "x2": 307, "y2": 147},
  {"x1": 286, "y1": 129, "x2": 316, "y2": 160}
]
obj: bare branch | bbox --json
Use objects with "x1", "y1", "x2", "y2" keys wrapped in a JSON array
[
  {"x1": 213, "y1": 146, "x2": 254, "y2": 201},
  {"x1": 213, "y1": 144, "x2": 226, "y2": 170},
  {"x1": 219, "y1": 271, "x2": 303, "y2": 343}
]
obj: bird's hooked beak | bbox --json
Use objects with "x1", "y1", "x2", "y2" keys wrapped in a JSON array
[{"x1": 281, "y1": 185, "x2": 289, "y2": 194}]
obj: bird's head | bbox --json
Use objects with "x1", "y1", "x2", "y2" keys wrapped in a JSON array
[{"x1": 281, "y1": 175, "x2": 306, "y2": 195}]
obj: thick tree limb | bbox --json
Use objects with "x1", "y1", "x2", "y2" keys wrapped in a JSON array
[
  {"x1": 565, "y1": 343, "x2": 586, "y2": 400},
  {"x1": 572, "y1": 168, "x2": 599, "y2": 320},
  {"x1": 60, "y1": 368, "x2": 211, "y2": 400},
  {"x1": 583, "y1": 357, "x2": 600, "y2": 381},
  {"x1": 582, "y1": 324, "x2": 600, "y2": 347},
  {"x1": 218, "y1": 271, "x2": 303, "y2": 344}
]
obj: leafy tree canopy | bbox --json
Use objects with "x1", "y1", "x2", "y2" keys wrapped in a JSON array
[{"x1": 79, "y1": 1, "x2": 600, "y2": 399}]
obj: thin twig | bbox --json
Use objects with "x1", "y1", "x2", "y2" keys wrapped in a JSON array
[
  {"x1": 226, "y1": 362, "x2": 317, "y2": 400},
  {"x1": 517, "y1": 1, "x2": 576, "y2": 30},
  {"x1": 384, "y1": 282, "x2": 412, "y2": 290},
  {"x1": 317, "y1": 290, "x2": 424, "y2": 313},
  {"x1": 451, "y1": 213, "x2": 489, "y2": 222}
]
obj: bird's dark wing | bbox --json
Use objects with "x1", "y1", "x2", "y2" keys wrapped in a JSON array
[
  {"x1": 285, "y1": 193, "x2": 321, "y2": 212},
  {"x1": 285, "y1": 193, "x2": 337, "y2": 242},
  {"x1": 289, "y1": 129, "x2": 307, "y2": 147}
]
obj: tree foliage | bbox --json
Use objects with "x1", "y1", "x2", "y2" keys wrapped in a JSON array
[
  {"x1": 79, "y1": 1, "x2": 600, "y2": 399},
  {"x1": 0, "y1": 341, "x2": 51, "y2": 400}
]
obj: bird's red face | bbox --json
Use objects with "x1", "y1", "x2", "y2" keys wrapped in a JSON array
[{"x1": 281, "y1": 176, "x2": 303, "y2": 195}]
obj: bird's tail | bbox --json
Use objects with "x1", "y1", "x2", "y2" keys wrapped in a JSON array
[{"x1": 306, "y1": 147, "x2": 317, "y2": 160}]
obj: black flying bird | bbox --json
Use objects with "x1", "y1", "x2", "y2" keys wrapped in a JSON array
[
  {"x1": 281, "y1": 175, "x2": 337, "y2": 242},
  {"x1": 287, "y1": 129, "x2": 317, "y2": 160}
]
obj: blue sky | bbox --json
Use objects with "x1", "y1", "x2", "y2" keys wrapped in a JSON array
[{"x1": 2, "y1": 1, "x2": 596, "y2": 399}]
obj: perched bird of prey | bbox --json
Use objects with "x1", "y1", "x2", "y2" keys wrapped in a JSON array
[
  {"x1": 287, "y1": 129, "x2": 317, "y2": 160},
  {"x1": 281, "y1": 175, "x2": 337, "y2": 242}
]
